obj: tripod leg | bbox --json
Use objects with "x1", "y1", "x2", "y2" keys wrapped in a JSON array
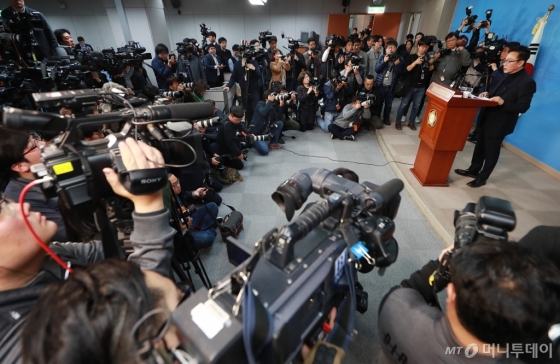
[
  {"x1": 171, "y1": 256, "x2": 194, "y2": 288},
  {"x1": 190, "y1": 257, "x2": 212, "y2": 289}
]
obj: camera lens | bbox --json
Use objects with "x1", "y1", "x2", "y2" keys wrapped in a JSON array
[{"x1": 271, "y1": 172, "x2": 313, "y2": 221}]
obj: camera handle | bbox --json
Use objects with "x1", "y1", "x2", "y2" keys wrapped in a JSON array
[{"x1": 111, "y1": 149, "x2": 168, "y2": 195}]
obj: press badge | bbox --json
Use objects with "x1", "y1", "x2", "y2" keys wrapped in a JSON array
[{"x1": 440, "y1": 75, "x2": 445, "y2": 82}]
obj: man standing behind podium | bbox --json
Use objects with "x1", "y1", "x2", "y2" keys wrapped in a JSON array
[{"x1": 455, "y1": 45, "x2": 536, "y2": 188}]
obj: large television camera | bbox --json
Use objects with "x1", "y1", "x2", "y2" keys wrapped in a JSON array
[
  {"x1": 177, "y1": 38, "x2": 203, "y2": 55},
  {"x1": 100, "y1": 41, "x2": 151, "y2": 77},
  {"x1": 2, "y1": 89, "x2": 212, "y2": 210},
  {"x1": 325, "y1": 34, "x2": 344, "y2": 48},
  {"x1": 173, "y1": 168, "x2": 404, "y2": 364},
  {"x1": 258, "y1": 30, "x2": 274, "y2": 46}
]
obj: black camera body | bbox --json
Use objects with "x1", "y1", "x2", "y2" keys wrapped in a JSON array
[
  {"x1": 173, "y1": 168, "x2": 404, "y2": 364},
  {"x1": 464, "y1": 6, "x2": 478, "y2": 32},
  {"x1": 325, "y1": 34, "x2": 344, "y2": 48},
  {"x1": 345, "y1": 52, "x2": 362, "y2": 66},
  {"x1": 177, "y1": 38, "x2": 202, "y2": 55},
  {"x1": 357, "y1": 91, "x2": 376, "y2": 106},
  {"x1": 258, "y1": 30, "x2": 273, "y2": 46},
  {"x1": 387, "y1": 52, "x2": 398, "y2": 62}
]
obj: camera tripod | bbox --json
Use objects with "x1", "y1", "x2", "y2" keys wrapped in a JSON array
[{"x1": 178, "y1": 54, "x2": 197, "y2": 84}]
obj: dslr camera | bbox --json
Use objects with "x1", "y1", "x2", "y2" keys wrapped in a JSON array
[
  {"x1": 357, "y1": 91, "x2": 375, "y2": 107},
  {"x1": 464, "y1": 6, "x2": 478, "y2": 33},
  {"x1": 325, "y1": 34, "x2": 344, "y2": 48},
  {"x1": 345, "y1": 52, "x2": 362, "y2": 69}
]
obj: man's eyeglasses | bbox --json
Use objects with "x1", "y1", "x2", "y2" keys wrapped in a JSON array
[
  {"x1": 0, "y1": 192, "x2": 15, "y2": 218},
  {"x1": 22, "y1": 133, "x2": 43, "y2": 156},
  {"x1": 503, "y1": 59, "x2": 520, "y2": 64}
]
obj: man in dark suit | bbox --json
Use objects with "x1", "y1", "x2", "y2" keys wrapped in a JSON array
[
  {"x1": 455, "y1": 45, "x2": 536, "y2": 187},
  {"x1": 203, "y1": 44, "x2": 224, "y2": 88}
]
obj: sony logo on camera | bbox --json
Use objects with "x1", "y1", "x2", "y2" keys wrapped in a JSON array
[{"x1": 141, "y1": 178, "x2": 163, "y2": 184}]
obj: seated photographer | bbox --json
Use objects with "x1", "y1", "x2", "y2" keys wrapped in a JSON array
[
  {"x1": 168, "y1": 174, "x2": 218, "y2": 250},
  {"x1": 340, "y1": 58, "x2": 363, "y2": 104},
  {"x1": 0, "y1": 129, "x2": 67, "y2": 242},
  {"x1": 191, "y1": 80, "x2": 210, "y2": 103},
  {"x1": 122, "y1": 64, "x2": 148, "y2": 97},
  {"x1": 165, "y1": 76, "x2": 191, "y2": 104},
  {"x1": 1, "y1": 0, "x2": 59, "y2": 59},
  {"x1": 278, "y1": 87, "x2": 300, "y2": 132},
  {"x1": 297, "y1": 71, "x2": 320, "y2": 131},
  {"x1": 356, "y1": 75, "x2": 383, "y2": 130},
  {"x1": 270, "y1": 49, "x2": 291, "y2": 89},
  {"x1": 250, "y1": 90, "x2": 284, "y2": 155},
  {"x1": 22, "y1": 259, "x2": 184, "y2": 364},
  {"x1": 216, "y1": 105, "x2": 248, "y2": 170},
  {"x1": 378, "y1": 240, "x2": 560, "y2": 363},
  {"x1": 0, "y1": 138, "x2": 175, "y2": 363},
  {"x1": 151, "y1": 43, "x2": 177, "y2": 90},
  {"x1": 375, "y1": 40, "x2": 404, "y2": 127},
  {"x1": 328, "y1": 95, "x2": 370, "y2": 141},
  {"x1": 317, "y1": 72, "x2": 347, "y2": 133}
]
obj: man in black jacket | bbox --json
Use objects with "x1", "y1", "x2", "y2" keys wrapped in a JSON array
[
  {"x1": 0, "y1": 138, "x2": 175, "y2": 364},
  {"x1": 216, "y1": 106, "x2": 248, "y2": 170},
  {"x1": 151, "y1": 43, "x2": 177, "y2": 90},
  {"x1": 1, "y1": 0, "x2": 59, "y2": 59},
  {"x1": 454, "y1": 45, "x2": 536, "y2": 187},
  {"x1": 378, "y1": 240, "x2": 560, "y2": 364},
  {"x1": 224, "y1": 56, "x2": 261, "y2": 124}
]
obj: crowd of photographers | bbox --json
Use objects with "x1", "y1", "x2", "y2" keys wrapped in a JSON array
[{"x1": 0, "y1": 0, "x2": 557, "y2": 363}]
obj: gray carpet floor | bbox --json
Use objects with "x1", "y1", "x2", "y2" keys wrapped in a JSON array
[{"x1": 189, "y1": 126, "x2": 446, "y2": 363}]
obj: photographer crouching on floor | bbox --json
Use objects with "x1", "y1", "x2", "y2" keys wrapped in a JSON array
[
  {"x1": 0, "y1": 138, "x2": 175, "y2": 363},
  {"x1": 328, "y1": 95, "x2": 370, "y2": 141},
  {"x1": 216, "y1": 105, "x2": 249, "y2": 170},
  {"x1": 250, "y1": 89, "x2": 284, "y2": 155}
]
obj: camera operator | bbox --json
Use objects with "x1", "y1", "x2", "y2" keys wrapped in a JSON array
[
  {"x1": 250, "y1": 90, "x2": 283, "y2": 154},
  {"x1": 151, "y1": 43, "x2": 177, "y2": 91},
  {"x1": 1, "y1": 0, "x2": 59, "y2": 58},
  {"x1": 297, "y1": 71, "x2": 320, "y2": 131},
  {"x1": 357, "y1": 75, "x2": 383, "y2": 130},
  {"x1": 378, "y1": 239, "x2": 560, "y2": 363},
  {"x1": 409, "y1": 32, "x2": 424, "y2": 55},
  {"x1": 317, "y1": 73, "x2": 347, "y2": 132},
  {"x1": 429, "y1": 32, "x2": 472, "y2": 87},
  {"x1": 455, "y1": 45, "x2": 536, "y2": 188},
  {"x1": 224, "y1": 50, "x2": 261, "y2": 124},
  {"x1": 270, "y1": 49, "x2": 291, "y2": 89},
  {"x1": 395, "y1": 37, "x2": 431, "y2": 131},
  {"x1": 0, "y1": 138, "x2": 175, "y2": 363},
  {"x1": 321, "y1": 37, "x2": 345, "y2": 82},
  {"x1": 375, "y1": 40, "x2": 404, "y2": 126},
  {"x1": 352, "y1": 40, "x2": 368, "y2": 77},
  {"x1": 286, "y1": 47, "x2": 306, "y2": 93},
  {"x1": 168, "y1": 174, "x2": 218, "y2": 251},
  {"x1": 216, "y1": 105, "x2": 248, "y2": 170},
  {"x1": 340, "y1": 58, "x2": 363, "y2": 104},
  {"x1": 0, "y1": 129, "x2": 67, "y2": 242},
  {"x1": 203, "y1": 44, "x2": 224, "y2": 88},
  {"x1": 463, "y1": 46, "x2": 487, "y2": 93},
  {"x1": 177, "y1": 38, "x2": 207, "y2": 84},
  {"x1": 163, "y1": 76, "x2": 191, "y2": 104},
  {"x1": 303, "y1": 38, "x2": 322, "y2": 78},
  {"x1": 328, "y1": 95, "x2": 370, "y2": 141}
]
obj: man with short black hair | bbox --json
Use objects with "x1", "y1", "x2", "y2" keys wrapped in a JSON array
[
  {"x1": 228, "y1": 44, "x2": 241, "y2": 72},
  {"x1": 303, "y1": 38, "x2": 322, "y2": 78},
  {"x1": 455, "y1": 45, "x2": 536, "y2": 187},
  {"x1": 366, "y1": 35, "x2": 384, "y2": 79},
  {"x1": 204, "y1": 31, "x2": 217, "y2": 54},
  {"x1": 75, "y1": 36, "x2": 92, "y2": 53},
  {"x1": 356, "y1": 75, "x2": 383, "y2": 130},
  {"x1": 54, "y1": 28, "x2": 74, "y2": 47},
  {"x1": 375, "y1": 40, "x2": 404, "y2": 126},
  {"x1": 378, "y1": 239, "x2": 560, "y2": 363},
  {"x1": 429, "y1": 32, "x2": 471, "y2": 86},
  {"x1": 216, "y1": 37, "x2": 232, "y2": 76},
  {"x1": 203, "y1": 44, "x2": 224, "y2": 88},
  {"x1": 151, "y1": 43, "x2": 177, "y2": 90},
  {"x1": 224, "y1": 48, "x2": 261, "y2": 124},
  {"x1": 216, "y1": 105, "x2": 249, "y2": 170},
  {"x1": 250, "y1": 89, "x2": 284, "y2": 155}
]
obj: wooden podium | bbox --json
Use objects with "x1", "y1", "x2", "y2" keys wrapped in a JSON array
[{"x1": 410, "y1": 83, "x2": 497, "y2": 186}]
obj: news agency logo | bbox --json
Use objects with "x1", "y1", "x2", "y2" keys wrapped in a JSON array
[{"x1": 445, "y1": 344, "x2": 479, "y2": 358}]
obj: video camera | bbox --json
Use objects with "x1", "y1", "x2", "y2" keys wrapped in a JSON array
[
  {"x1": 177, "y1": 38, "x2": 203, "y2": 55},
  {"x1": 325, "y1": 34, "x2": 344, "y2": 48},
  {"x1": 345, "y1": 52, "x2": 362, "y2": 68},
  {"x1": 336, "y1": 75, "x2": 348, "y2": 83},
  {"x1": 281, "y1": 33, "x2": 300, "y2": 55},
  {"x1": 258, "y1": 30, "x2": 274, "y2": 46},
  {"x1": 200, "y1": 23, "x2": 210, "y2": 40},
  {"x1": 1, "y1": 89, "x2": 213, "y2": 210},
  {"x1": 100, "y1": 42, "x2": 151, "y2": 77},
  {"x1": 475, "y1": 36, "x2": 508, "y2": 65},
  {"x1": 357, "y1": 91, "x2": 375, "y2": 107},
  {"x1": 173, "y1": 168, "x2": 403, "y2": 364}
]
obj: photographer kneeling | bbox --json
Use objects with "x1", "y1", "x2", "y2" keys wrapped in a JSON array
[
  {"x1": 0, "y1": 138, "x2": 175, "y2": 363},
  {"x1": 250, "y1": 90, "x2": 284, "y2": 155},
  {"x1": 378, "y1": 240, "x2": 560, "y2": 363},
  {"x1": 216, "y1": 105, "x2": 248, "y2": 170},
  {"x1": 328, "y1": 95, "x2": 370, "y2": 141}
]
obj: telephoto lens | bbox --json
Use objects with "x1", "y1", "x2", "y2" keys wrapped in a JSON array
[{"x1": 161, "y1": 91, "x2": 184, "y2": 98}]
